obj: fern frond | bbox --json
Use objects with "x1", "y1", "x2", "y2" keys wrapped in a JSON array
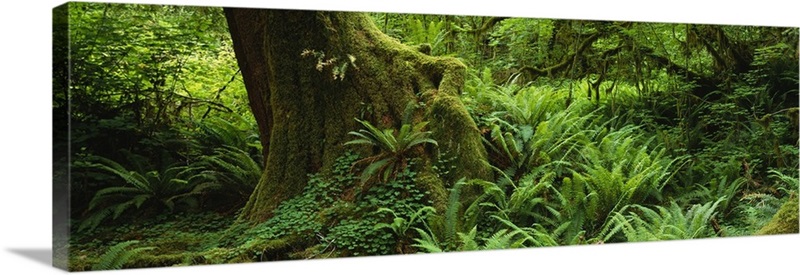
[
  {"x1": 88, "y1": 186, "x2": 147, "y2": 211},
  {"x1": 412, "y1": 228, "x2": 443, "y2": 253},
  {"x1": 604, "y1": 198, "x2": 724, "y2": 242},
  {"x1": 443, "y1": 181, "x2": 463, "y2": 244},
  {"x1": 91, "y1": 241, "x2": 155, "y2": 271},
  {"x1": 481, "y1": 229, "x2": 519, "y2": 250},
  {"x1": 456, "y1": 226, "x2": 479, "y2": 251},
  {"x1": 359, "y1": 158, "x2": 392, "y2": 184},
  {"x1": 78, "y1": 208, "x2": 113, "y2": 232}
]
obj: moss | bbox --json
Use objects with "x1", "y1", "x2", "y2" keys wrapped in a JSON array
[
  {"x1": 117, "y1": 235, "x2": 312, "y2": 268},
  {"x1": 230, "y1": 12, "x2": 491, "y2": 248},
  {"x1": 239, "y1": 235, "x2": 309, "y2": 261},
  {"x1": 202, "y1": 247, "x2": 260, "y2": 264},
  {"x1": 425, "y1": 94, "x2": 492, "y2": 183},
  {"x1": 757, "y1": 198, "x2": 799, "y2": 235},
  {"x1": 125, "y1": 253, "x2": 203, "y2": 268},
  {"x1": 67, "y1": 256, "x2": 92, "y2": 271},
  {"x1": 73, "y1": 251, "x2": 204, "y2": 270},
  {"x1": 415, "y1": 170, "x2": 448, "y2": 213},
  {"x1": 288, "y1": 244, "x2": 342, "y2": 259}
]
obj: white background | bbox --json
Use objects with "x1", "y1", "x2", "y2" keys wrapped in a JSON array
[{"x1": 1, "y1": 0, "x2": 798, "y2": 274}]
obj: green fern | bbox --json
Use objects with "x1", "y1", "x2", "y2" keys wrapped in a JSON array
[
  {"x1": 411, "y1": 178, "x2": 502, "y2": 252},
  {"x1": 602, "y1": 198, "x2": 724, "y2": 242},
  {"x1": 409, "y1": 179, "x2": 469, "y2": 251},
  {"x1": 481, "y1": 229, "x2": 525, "y2": 250},
  {"x1": 91, "y1": 240, "x2": 154, "y2": 271},
  {"x1": 769, "y1": 169, "x2": 799, "y2": 196},
  {"x1": 474, "y1": 84, "x2": 604, "y2": 184},
  {"x1": 413, "y1": 224, "x2": 528, "y2": 252},
  {"x1": 345, "y1": 108, "x2": 438, "y2": 185},
  {"x1": 572, "y1": 124, "x2": 688, "y2": 232},
  {"x1": 506, "y1": 170, "x2": 565, "y2": 227},
  {"x1": 190, "y1": 115, "x2": 262, "y2": 156},
  {"x1": 374, "y1": 206, "x2": 436, "y2": 239},
  {"x1": 442, "y1": 180, "x2": 464, "y2": 245},
  {"x1": 730, "y1": 192, "x2": 784, "y2": 234},
  {"x1": 403, "y1": 18, "x2": 447, "y2": 55},
  {"x1": 677, "y1": 175, "x2": 746, "y2": 217},
  {"x1": 77, "y1": 208, "x2": 113, "y2": 233},
  {"x1": 412, "y1": 227, "x2": 444, "y2": 253},
  {"x1": 185, "y1": 145, "x2": 262, "y2": 207},
  {"x1": 79, "y1": 157, "x2": 216, "y2": 232}
]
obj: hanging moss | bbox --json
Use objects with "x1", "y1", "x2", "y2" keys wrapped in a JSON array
[{"x1": 757, "y1": 198, "x2": 799, "y2": 235}]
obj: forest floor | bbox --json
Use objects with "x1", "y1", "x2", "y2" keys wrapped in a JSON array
[{"x1": 67, "y1": 212, "x2": 234, "y2": 271}]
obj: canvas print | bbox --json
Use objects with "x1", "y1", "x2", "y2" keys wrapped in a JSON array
[{"x1": 52, "y1": 1, "x2": 799, "y2": 271}]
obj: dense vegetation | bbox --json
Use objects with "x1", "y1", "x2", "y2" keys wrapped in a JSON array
[{"x1": 54, "y1": 3, "x2": 798, "y2": 271}]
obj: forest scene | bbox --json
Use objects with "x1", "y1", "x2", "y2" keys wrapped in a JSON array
[{"x1": 52, "y1": 2, "x2": 799, "y2": 271}]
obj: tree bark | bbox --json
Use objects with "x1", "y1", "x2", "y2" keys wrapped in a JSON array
[
  {"x1": 225, "y1": 9, "x2": 272, "y2": 162},
  {"x1": 224, "y1": 8, "x2": 491, "y2": 223}
]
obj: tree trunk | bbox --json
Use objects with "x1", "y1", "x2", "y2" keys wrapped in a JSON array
[
  {"x1": 224, "y1": 8, "x2": 491, "y2": 223},
  {"x1": 225, "y1": 8, "x2": 272, "y2": 162}
]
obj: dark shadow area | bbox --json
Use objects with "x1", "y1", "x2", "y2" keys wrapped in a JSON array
[{"x1": 8, "y1": 249, "x2": 52, "y2": 267}]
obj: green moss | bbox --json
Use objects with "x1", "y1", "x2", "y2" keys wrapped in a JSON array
[
  {"x1": 203, "y1": 236, "x2": 311, "y2": 264},
  {"x1": 240, "y1": 235, "x2": 308, "y2": 261},
  {"x1": 289, "y1": 244, "x2": 326, "y2": 259},
  {"x1": 68, "y1": 256, "x2": 92, "y2": 271},
  {"x1": 125, "y1": 253, "x2": 203, "y2": 268},
  {"x1": 415, "y1": 170, "x2": 448, "y2": 213},
  {"x1": 236, "y1": 10, "x2": 490, "y2": 224},
  {"x1": 425, "y1": 94, "x2": 492, "y2": 184},
  {"x1": 757, "y1": 198, "x2": 799, "y2": 235}
]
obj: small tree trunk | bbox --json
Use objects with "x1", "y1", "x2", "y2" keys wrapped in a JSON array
[{"x1": 225, "y1": 8, "x2": 491, "y2": 223}]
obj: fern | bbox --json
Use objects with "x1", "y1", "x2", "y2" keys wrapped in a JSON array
[
  {"x1": 455, "y1": 226, "x2": 480, "y2": 251},
  {"x1": 403, "y1": 18, "x2": 447, "y2": 55},
  {"x1": 414, "y1": 224, "x2": 529, "y2": 252},
  {"x1": 769, "y1": 169, "x2": 799, "y2": 196},
  {"x1": 412, "y1": 228, "x2": 443, "y2": 253},
  {"x1": 188, "y1": 115, "x2": 262, "y2": 158},
  {"x1": 374, "y1": 206, "x2": 436, "y2": 238},
  {"x1": 186, "y1": 145, "x2": 262, "y2": 206},
  {"x1": 492, "y1": 215, "x2": 562, "y2": 247},
  {"x1": 442, "y1": 180, "x2": 463, "y2": 245},
  {"x1": 602, "y1": 198, "x2": 724, "y2": 242},
  {"x1": 730, "y1": 192, "x2": 784, "y2": 234},
  {"x1": 506, "y1": 170, "x2": 565, "y2": 227},
  {"x1": 77, "y1": 208, "x2": 113, "y2": 232},
  {"x1": 91, "y1": 241, "x2": 154, "y2": 271},
  {"x1": 410, "y1": 179, "x2": 468, "y2": 251},
  {"x1": 481, "y1": 229, "x2": 524, "y2": 250},
  {"x1": 677, "y1": 175, "x2": 746, "y2": 217},
  {"x1": 571, "y1": 124, "x2": 688, "y2": 233},
  {"x1": 345, "y1": 106, "x2": 438, "y2": 185},
  {"x1": 79, "y1": 156, "x2": 213, "y2": 232}
]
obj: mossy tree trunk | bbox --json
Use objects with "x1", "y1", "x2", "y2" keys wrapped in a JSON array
[{"x1": 225, "y1": 8, "x2": 491, "y2": 223}]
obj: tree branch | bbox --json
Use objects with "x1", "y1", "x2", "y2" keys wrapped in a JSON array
[
  {"x1": 518, "y1": 32, "x2": 603, "y2": 78},
  {"x1": 636, "y1": 46, "x2": 717, "y2": 93},
  {"x1": 462, "y1": 17, "x2": 509, "y2": 34}
]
